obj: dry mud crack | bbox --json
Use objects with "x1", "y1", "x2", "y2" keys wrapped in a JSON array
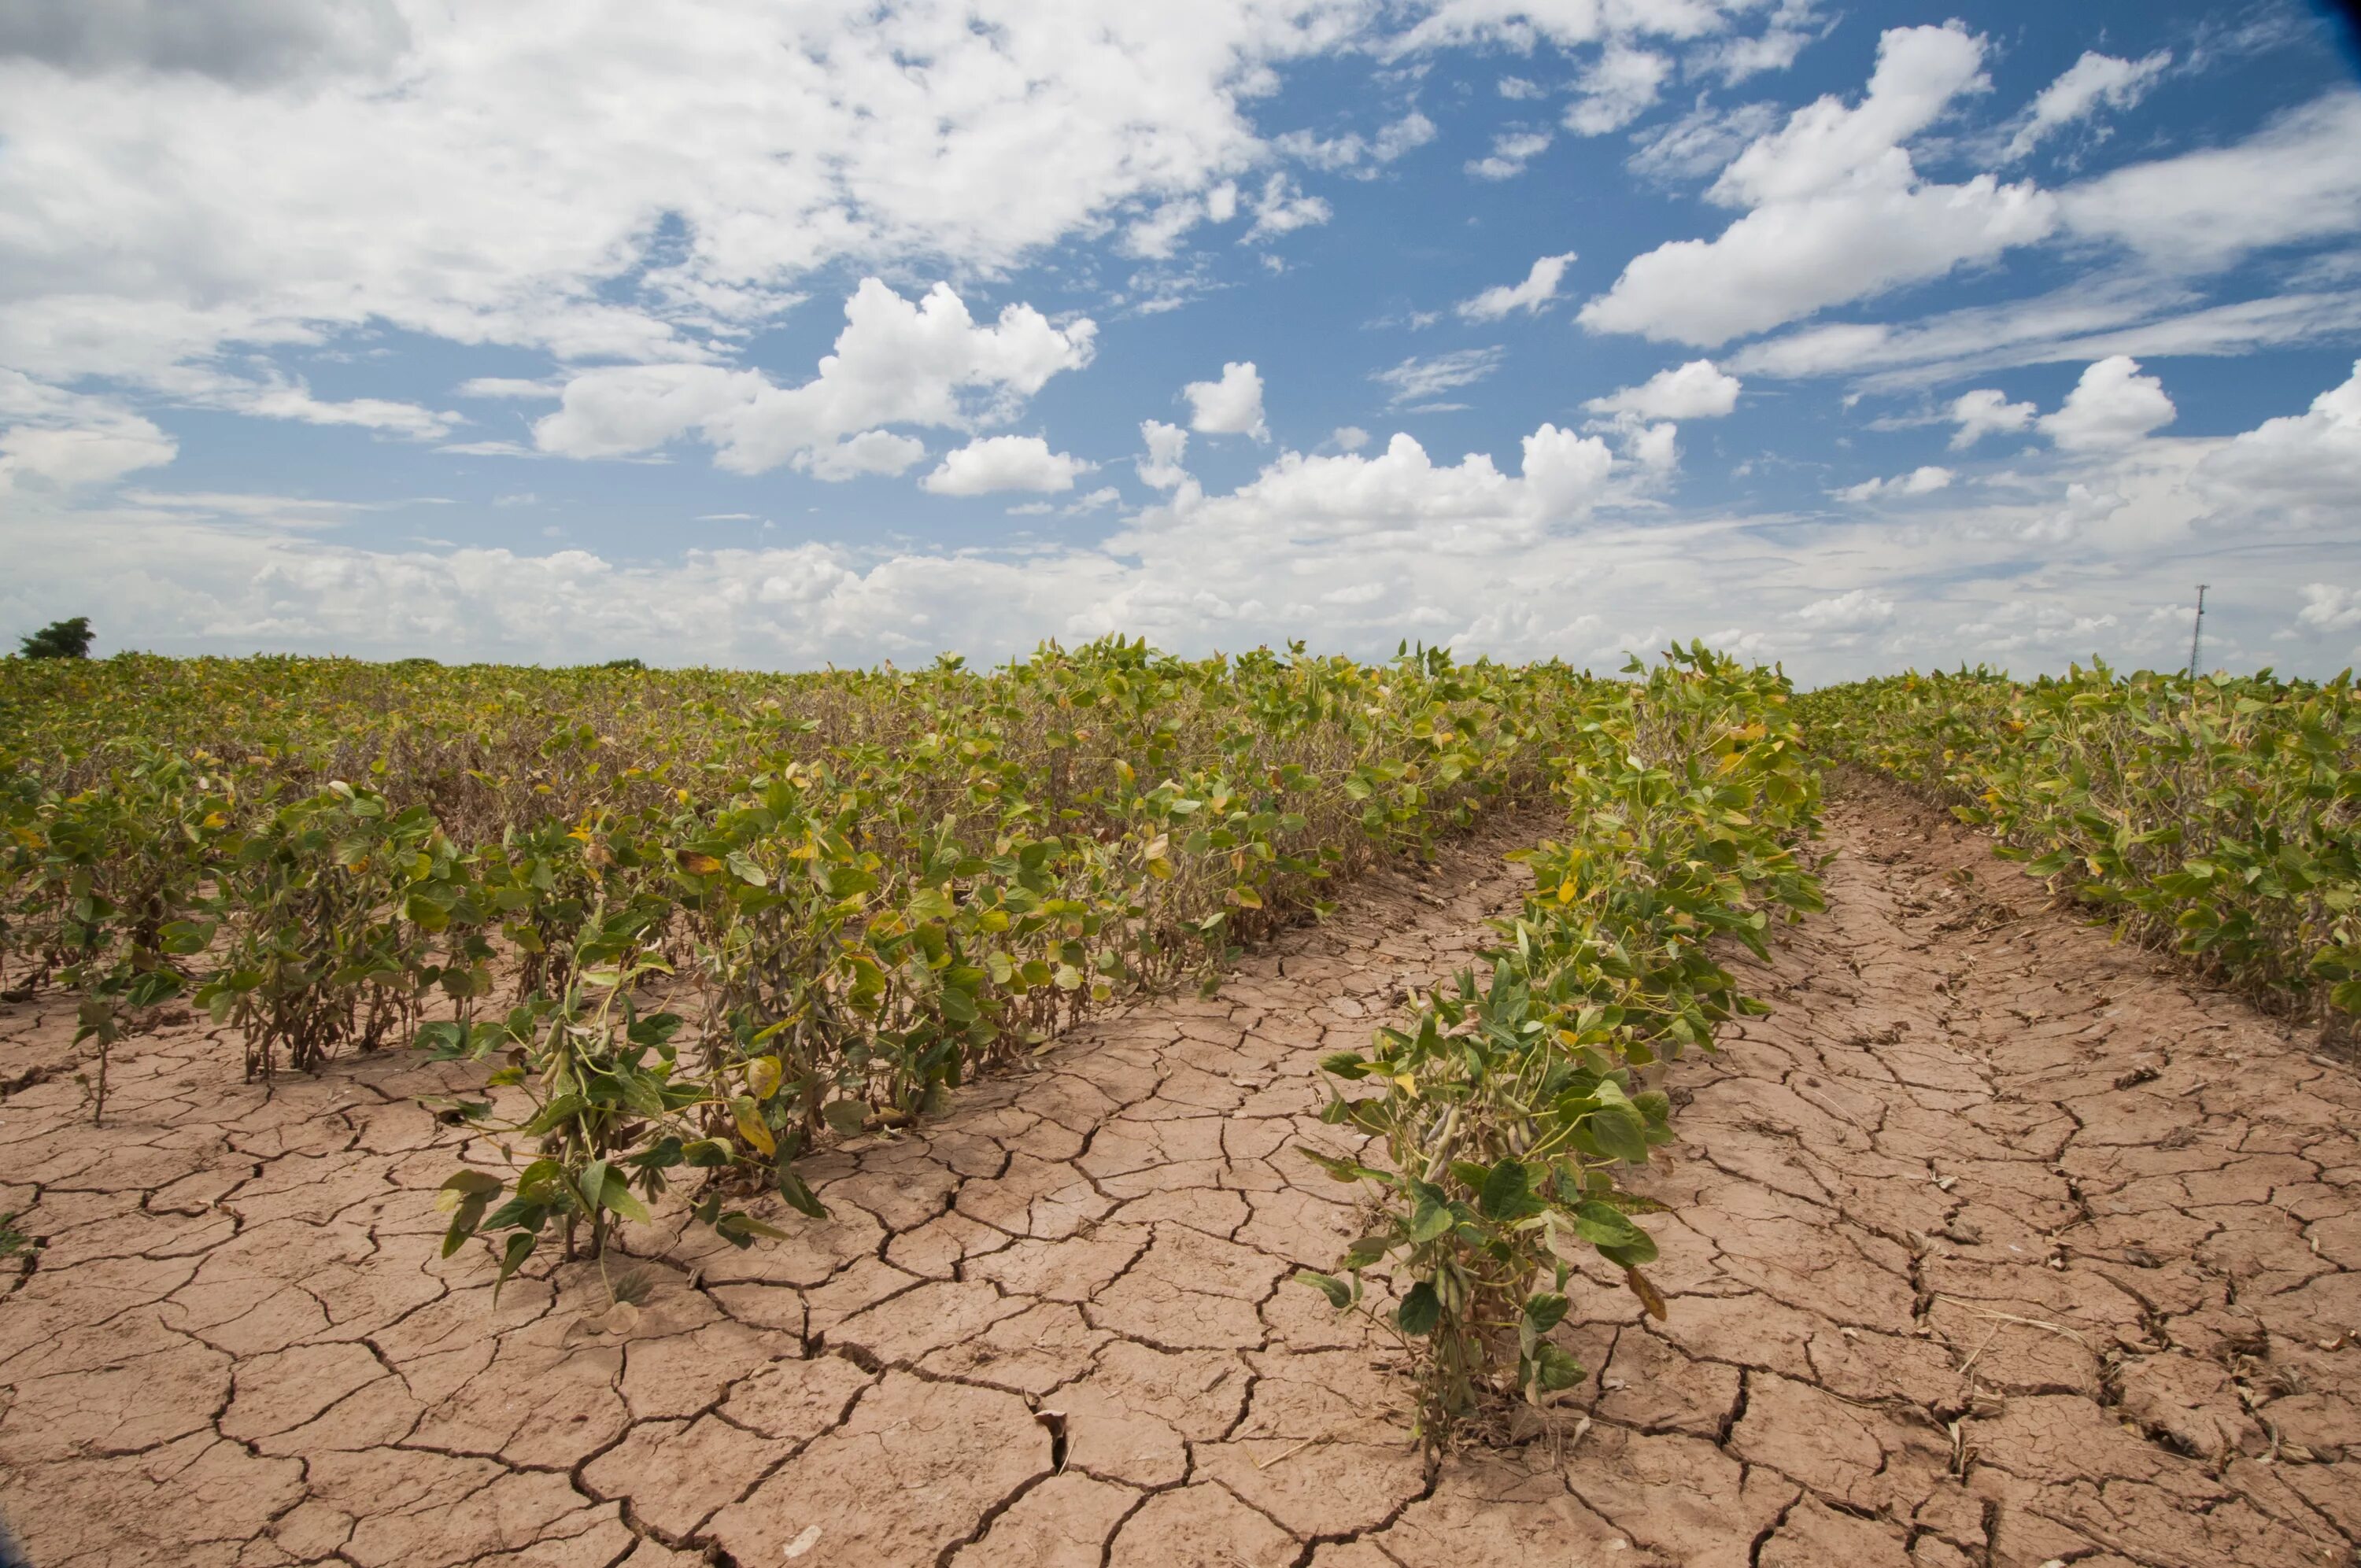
[{"x1": 2, "y1": 777, "x2": 2357, "y2": 1567}]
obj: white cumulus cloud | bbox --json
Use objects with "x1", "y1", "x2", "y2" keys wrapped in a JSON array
[
  {"x1": 1947, "y1": 387, "x2": 2037, "y2": 448},
  {"x1": 2039, "y1": 356, "x2": 2174, "y2": 451},
  {"x1": 2299, "y1": 584, "x2": 2361, "y2": 633},
  {"x1": 805, "y1": 430, "x2": 929, "y2": 482},
  {"x1": 1138, "y1": 419, "x2": 1190, "y2": 489},
  {"x1": 0, "y1": 419, "x2": 177, "y2": 494},
  {"x1": 532, "y1": 279, "x2": 1094, "y2": 475},
  {"x1": 1184, "y1": 361, "x2": 1269, "y2": 439},
  {"x1": 2193, "y1": 360, "x2": 2360, "y2": 529},
  {"x1": 1581, "y1": 24, "x2": 2056, "y2": 347},
  {"x1": 1584, "y1": 360, "x2": 1741, "y2": 421},
  {"x1": 921, "y1": 435, "x2": 1089, "y2": 496},
  {"x1": 1623, "y1": 421, "x2": 1680, "y2": 470},
  {"x1": 0, "y1": 372, "x2": 180, "y2": 494},
  {"x1": 1565, "y1": 46, "x2": 1670, "y2": 137},
  {"x1": 1113, "y1": 422, "x2": 1617, "y2": 557}
]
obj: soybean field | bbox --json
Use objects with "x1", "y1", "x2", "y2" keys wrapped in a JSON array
[{"x1": 0, "y1": 645, "x2": 2355, "y2": 1568}]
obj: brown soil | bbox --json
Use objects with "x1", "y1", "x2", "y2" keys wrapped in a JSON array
[{"x1": 1, "y1": 777, "x2": 2356, "y2": 1568}]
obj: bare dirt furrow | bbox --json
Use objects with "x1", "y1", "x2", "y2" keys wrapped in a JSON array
[{"x1": 2, "y1": 778, "x2": 2357, "y2": 1568}]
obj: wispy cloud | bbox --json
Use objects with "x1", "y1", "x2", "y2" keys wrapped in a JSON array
[{"x1": 1370, "y1": 349, "x2": 1505, "y2": 407}]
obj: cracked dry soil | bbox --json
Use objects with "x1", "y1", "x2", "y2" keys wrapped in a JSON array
[{"x1": 1, "y1": 775, "x2": 2357, "y2": 1568}]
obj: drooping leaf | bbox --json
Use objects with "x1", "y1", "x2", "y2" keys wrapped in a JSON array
[
  {"x1": 1395, "y1": 1280, "x2": 1442, "y2": 1337},
  {"x1": 1295, "y1": 1270, "x2": 1353, "y2": 1310}
]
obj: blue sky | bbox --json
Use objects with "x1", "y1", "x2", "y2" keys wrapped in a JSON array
[{"x1": 4, "y1": 0, "x2": 2360, "y2": 682}]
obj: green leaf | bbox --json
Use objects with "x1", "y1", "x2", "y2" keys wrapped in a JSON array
[
  {"x1": 1295, "y1": 1269, "x2": 1352, "y2": 1310},
  {"x1": 438, "y1": 1179, "x2": 497, "y2": 1257},
  {"x1": 1527, "y1": 1341, "x2": 1584, "y2": 1393},
  {"x1": 1408, "y1": 1184, "x2": 1456, "y2": 1244},
  {"x1": 1299, "y1": 1148, "x2": 1391, "y2": 1186},
  {"x1": 1395, "y1": 1280, "x2": 1442, "y2": 1337},
  {"x1": 493, "y1": 1233, "x2": 536, "y2": 1300},
  {"x1": 1587, "y1": 1101, "x2": 1651, "y2": 1164},
  {"x1": 1569, "y1": 1199, "x2": 1650, "y2": 1253},
  {"x1": 1477, "y1": 1158, "x2": 1533, "y2": 1221},
  {"x1": 715, "y1": 1211, "x2": 790, "y2": 1246},
  {"x1": 776, "y1": 1165, "x2": 828, "y2": 1219},
  {"x1": 597, "y1": 1168, "x2": 652, "y2": 1225},
  {"x1": 577, "y1": 1159, "x2": 610, "y2": 1216},
  {"x1": 523, "y1": 1093, "x2": 587, "y2": 1137},
  {"x1": 1521, "y1": 1291, "x2": 1570, "y2": 1334}
]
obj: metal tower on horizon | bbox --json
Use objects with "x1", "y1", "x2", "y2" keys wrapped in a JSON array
[{"x1": 2186, "y1": 585, "x2": 2208, "y2": 678}]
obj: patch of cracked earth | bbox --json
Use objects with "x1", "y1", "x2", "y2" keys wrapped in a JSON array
[{"x1": 1, "y1": 777, "x2": 2357, "y2": 1568}]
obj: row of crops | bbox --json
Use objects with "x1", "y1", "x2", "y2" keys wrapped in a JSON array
[
  {"x1": 0, "y1": 639, "x2": 1825, "y2": 1436},
  {"x1": 1799, "y1": 662, "x2": 2361, "y2": 1045},
  {"x1": 1299, "y1": 647, "x2": 1823, "y2": 1433}
]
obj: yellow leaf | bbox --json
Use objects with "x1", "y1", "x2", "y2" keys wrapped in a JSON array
[
  {"x1": 745, "y1": 1054, "x2": 784, "y2": 1101},
  {"x1": 1624, "y1": 1266, "x2": 1668, "y2": 1321},
  {"x1": 734, "y1": 1105, "x2": 777, "y2": 1157}
]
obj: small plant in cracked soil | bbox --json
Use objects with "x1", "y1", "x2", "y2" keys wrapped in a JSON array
[{"x1": 425, "y1": 900, "x2": 800, "y2": 1294}]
